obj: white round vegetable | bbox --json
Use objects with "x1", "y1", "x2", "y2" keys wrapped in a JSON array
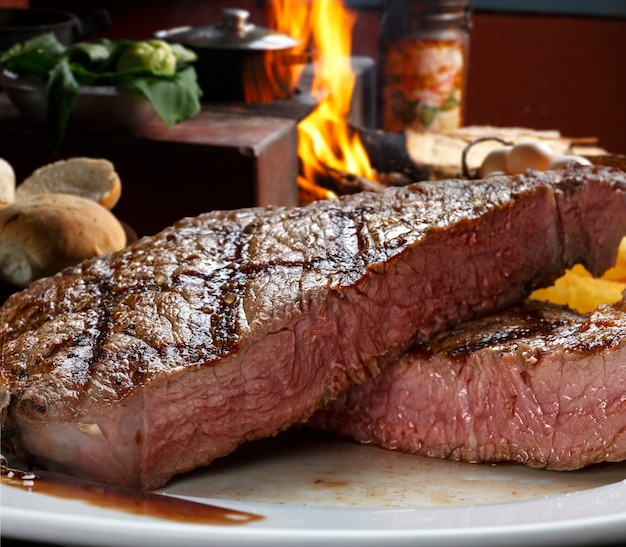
[
  {"x1": 506, "y1": 141, "x2": 555, "y2": 175},
  {"x1": 479, "y1": 146, "x2": 513, "y2": 178},
  {"x1": 0, "y1": 157, "x2": 15, "y2": 209},
  {"x1": 483, "y1": 170, "x2": 509, "y2": 178},
  {"x1": 548, "y1": 154, "x2": 592, "y2": 170}
]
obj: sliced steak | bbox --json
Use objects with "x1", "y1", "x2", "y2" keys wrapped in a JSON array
[
  {"x1": 1, "y1": 164, "x2": 626, "y2": 490},
  {"x1": 309, "y1": 297, "x2": 626, "y2": 470}
]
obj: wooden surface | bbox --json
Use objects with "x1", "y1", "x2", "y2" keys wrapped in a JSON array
[{"x1": 0, "y1": 95, "x2": 299, "y2": 237}]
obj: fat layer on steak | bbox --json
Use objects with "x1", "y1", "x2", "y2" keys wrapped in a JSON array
[
  {"x1": 309, "y1": 297, "x2": 626, "y2": 470},
  {"x1": 1, "y1": 164, "x2": 626, "y2": 489}
]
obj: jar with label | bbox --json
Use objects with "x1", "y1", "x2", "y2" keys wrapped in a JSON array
[{"x1": 378, "y1": 0, "x2": 472, "y2": 133}]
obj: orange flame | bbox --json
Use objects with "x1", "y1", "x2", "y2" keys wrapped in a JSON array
[{"x1": 267, "y1": 0, "x2": 374, "y2": 187}]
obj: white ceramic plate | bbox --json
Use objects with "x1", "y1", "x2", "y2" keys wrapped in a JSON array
[{"x1": 3, "y1": 429, "x2": 626, "y2": 546}]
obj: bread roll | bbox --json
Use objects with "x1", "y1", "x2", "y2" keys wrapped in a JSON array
[
  {"x1": 0, "y1": 157, "x2": 16, "y2": 209},
  {"x1": 0, "y1": 193, "x2": 127, "y2": 287},
  {"x1": 16, "y1": 157, "x2": 122, "y2": 210}
]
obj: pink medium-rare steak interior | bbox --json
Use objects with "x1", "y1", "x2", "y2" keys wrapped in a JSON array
[
  {"x1": 1, "y1": 164, "x2": 626, "y2": 489},
  {"x1": 309, "y1": 297, "x2": 626, "y2": 470}
]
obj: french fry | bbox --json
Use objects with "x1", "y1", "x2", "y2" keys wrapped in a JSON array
[
  {"x1": 531, "y1": 269, "x2": 626, "y2": 313},
  {"x1": 530, "y1": 237, "x2": 626, "y2": 313}
]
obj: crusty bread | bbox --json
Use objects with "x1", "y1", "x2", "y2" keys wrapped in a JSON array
[
  {"x1": 0, "y1": 157, "x2": 16, "y2": 209},
  {"x1": 16, "y1": 157, "x2": 122, "y2": 210},
  {"x1": 0, "y1": 193, "x2": 127, "y2": 287}
]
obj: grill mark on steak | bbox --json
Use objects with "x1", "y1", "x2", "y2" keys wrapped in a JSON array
[
  {"x1": 415, "y1": 306, "x2": 576, "y2": 359},
  {"x1": 2, "y1": 164, "x2": 626, "y2": 489},
  {"x1": 309, "y1": 298, "x2": 626, "y2": 470}
]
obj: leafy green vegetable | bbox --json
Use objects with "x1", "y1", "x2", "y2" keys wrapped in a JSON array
[
  {"x1": 46, "y1": 60, "x2": 80, "y2": 152},
  {"x1": 124, "y1": 66, "x2": 202, "y2": 127},
  {"x1": 0, "y1": 32, "x2": 65, "y2": 65},
  {"x1": 116, "y1": 39, "x2": 177, "y2": 75},
  {"x1": 0, "y1": 34, "x2": 202, "y2": 152},
  {"x1": 65, "y1": 40, "x2": 117, "y2": 71},
  {"x1": 169, "y1": 43, "x2": 199, "y2": 65},
  {"x1": 1, "y1": 48, "x2": 59, "y2": 81}
]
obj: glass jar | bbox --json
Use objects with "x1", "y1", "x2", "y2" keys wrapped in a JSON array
[{"x1": 378, "y1": 0, "x2": 472, "y2": 133}]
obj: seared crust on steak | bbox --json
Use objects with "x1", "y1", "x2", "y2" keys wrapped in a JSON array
[
  {"x1": 309, "y1": 296, "x2": 626, "y2": 470},
  {"x1": 1, "y1": 164, "x2": 626, "y2": 489}
]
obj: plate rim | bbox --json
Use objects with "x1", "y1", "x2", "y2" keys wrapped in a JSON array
[{"x1": 3, "y1": 477, "x2": 626, "y2": 546}]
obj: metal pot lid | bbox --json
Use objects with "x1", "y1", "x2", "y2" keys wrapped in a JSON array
[{"x1": 155, "y1": 8, "x2": 299, "y2": 51}]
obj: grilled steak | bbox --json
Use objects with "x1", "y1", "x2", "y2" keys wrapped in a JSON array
[
  {"x1": 1, "y1": 164, "x2": 626, "y2": 490},
  {"x1": 309, "y1": 296, "x2": 626, "y2": 470}
]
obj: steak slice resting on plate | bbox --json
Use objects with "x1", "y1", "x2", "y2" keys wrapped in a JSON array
[
  {"x1": 1, "y1": 164, "x2": 626, "y2": 490},
  {"x1": 309, "y1": 296, "x2": 626, "y2": 471}
]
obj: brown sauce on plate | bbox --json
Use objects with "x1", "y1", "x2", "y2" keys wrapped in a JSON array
[{"x1": 1, "y1": 469, "x2": 263, "y2": 526}]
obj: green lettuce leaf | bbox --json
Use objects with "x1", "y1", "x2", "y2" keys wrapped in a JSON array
[
  {"x1": 46, "y1": 60, "x2": 79, "y2": 152},
  {"x1": 122, "y1": 66, "x2": 202, "y2": 128},
  {"x1": 0, "y1": 33, "x2": 65, "y2": 62},
  {"x1": 1, "y1": 34, "x2": 202, "y2": 150}
]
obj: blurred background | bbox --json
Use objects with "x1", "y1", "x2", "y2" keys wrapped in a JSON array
[
  {"x1": 0, "y1": 0, "x2": 624, "y2": 237},
  {"x1": 7, "y1": 0, "x2": 624, "y2": 154}
]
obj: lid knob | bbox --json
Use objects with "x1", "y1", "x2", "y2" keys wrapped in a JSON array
[{"x1": 221, "y1": 8, "x2": 253, "y2": 37}]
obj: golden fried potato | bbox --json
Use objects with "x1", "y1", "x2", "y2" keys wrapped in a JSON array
[
  {"x1": 531, "y1": 269, "x2": 626, "y2": 313},
  {"x1": 530, "y1": 237, "x2": 626, "y2": 313}
]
